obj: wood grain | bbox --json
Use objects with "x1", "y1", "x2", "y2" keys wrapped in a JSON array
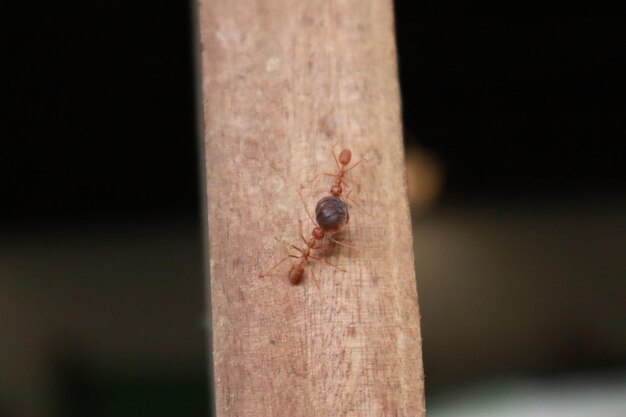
[{"x1": 198, "y1": 1, "x2": 425, "y2": 415}]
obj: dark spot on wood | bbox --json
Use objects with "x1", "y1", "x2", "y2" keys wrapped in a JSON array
[{"x1": 318, "y1": 113, "x2": 335, "y2": 138}]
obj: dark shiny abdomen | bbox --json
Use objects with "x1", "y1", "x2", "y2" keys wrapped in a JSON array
[{"x1": 315, "y1": 196, "x2": 349, "y2": 233}]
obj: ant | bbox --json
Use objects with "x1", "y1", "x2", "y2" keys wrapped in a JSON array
[
  {"x1": 260, "y1": 147, "x2": 364, "y2": 286},
  {"x1": 329, "y1": 148, "x2": 361, "y2": 199},
  {"x1": 259, "y1": 192, "x2": 349, "y2": 286},
  {"x1": 308, "y1": 147, "x2": 368, "y2": 215}
]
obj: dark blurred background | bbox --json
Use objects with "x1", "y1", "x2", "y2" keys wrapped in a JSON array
[{"x1": 3, "y1": 1, "x2": 626, "y2": 415}]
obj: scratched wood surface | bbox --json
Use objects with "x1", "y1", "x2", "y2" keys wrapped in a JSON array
[{"x1": 198, "y1": 1, "x2": 424, "y2": 416}]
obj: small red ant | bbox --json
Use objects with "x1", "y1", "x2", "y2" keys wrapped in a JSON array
[
  {"x1": 308, "y1": 147, "x2": 368, "y2": 215},
  {"x1": 259, "y1": 222, "x2": 346, "y2": 286},
  {"x1": 330, "y1": 148, "x2": 359, "y2": 198}
]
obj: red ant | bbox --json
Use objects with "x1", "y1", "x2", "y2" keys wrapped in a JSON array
[
  {"x1": 259, "y1": 192, "x2": 350, "y2": 286},
  {"x1": 329, "y1": 148, "x2": 360, "y2": 198},
  {"x1": 308, "y1": 147, "x2": 368, "y2": 215}
]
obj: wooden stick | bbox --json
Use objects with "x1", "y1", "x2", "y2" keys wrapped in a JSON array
[{"x1": 198, "y1": 1, "x2": 425, "y2": 415}]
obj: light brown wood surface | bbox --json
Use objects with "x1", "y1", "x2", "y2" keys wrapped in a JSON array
[{"x1": 198, "y1": 1, "x2": 424, "y2": 415}]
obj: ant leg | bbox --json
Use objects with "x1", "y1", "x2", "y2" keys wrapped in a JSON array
[
  {"x1": 327, "y1": 235, "x2": 360, "y2": 250},
  {"x1": 340, "y1": 178, "x2": 364, "y2": 205},
  {"x1": 341, "y1": 176, "x2": 363, "y2": 195},
  {"x1": 290, "y1": 244, "x2": 305, "y2": 254},
  {"x1": 305, "y1": 259, "x2": 321, "y2": 289},
  {"x1": 310, "y1": 255, "x2": 347, "y2": 273},
  {"x1": 297, "y1": 219, "x2": 309, "y2": 246},
  {"x1": 344, "y1": 157, "x2": 366, "y2": 173},
  {"x1": 332, "y1": 148, "x2": 341, "y2": 170},
  {"x1": 259, "y1": 255, "x2": 290, "y2": 277},
  {"x1": 329, "y1": 138, "x2": 340, "y2": 168},
  {"x1": 305, "y1": 172, "x2": 336, "y2": 185},
  {"x1": 274, "y1": 236, "x2": 304, "y2": 256},
  {"x1": 297, "y1": 189, "x2": 317, "y2": 227},
  {"x1": 343, "y1": 190, "x2": 374, "y2": 217}
]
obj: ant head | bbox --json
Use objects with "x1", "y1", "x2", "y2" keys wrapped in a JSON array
[
  {"x1": 288, "y1": 264, "x2": 305, "y2": 285},
  {"x1": 338, "y1": 149, "x2": 352, "y2": 166},
  {"x1": 330, "y1": 185, "x2": 342, "y2": 197},
  {"x1": 312, "y1": 227, "x2": 325, "y2": 240}
]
